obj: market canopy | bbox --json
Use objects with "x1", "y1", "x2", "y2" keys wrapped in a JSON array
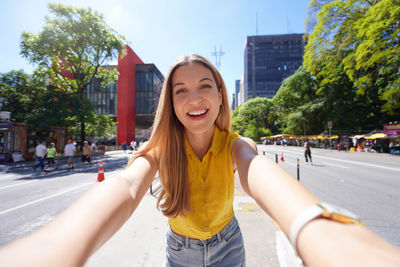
[
  {"x1": 351, "y1": 135, "x2": 365, "y2": 139},
  {"x1": 365, "y1": 133, "x2": 387, "y2": 139},
  {"x1": 266, "y1": 134, "x2": 295, "y2": 138},
  {"x1": 384, "y1": 134, "x2": 400, "y2": 139}
]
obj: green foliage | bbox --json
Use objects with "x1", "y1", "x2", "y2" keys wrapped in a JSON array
[
  {"x1": 304, "y1": 0, "x2": 399, "y2": 122},
  {"x1": 0, "y1": 69, "x2": 87, "y2": 131},
  {"x1": 273, "y1": 67, "x2": 325, "y2": 134},
  {"x1": 0, "y1": 70, "x2": 42, "y2": 122},
  {"x1": 232, "y1": 97, "x2": 274, "y2": 141},
  {"x1": 20, "y1": 3, "x2": 125, "y2": 147},
  {"x1": 67, "y1": 112, "x2": 115, "y2": 139}
]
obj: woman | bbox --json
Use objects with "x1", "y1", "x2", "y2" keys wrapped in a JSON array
[
  {"x1": 44, "y1": 142, "x2": 58, "y2": 171},
  {"x1": 0, "y1": 55, "x2": 399, "y2": 267}
]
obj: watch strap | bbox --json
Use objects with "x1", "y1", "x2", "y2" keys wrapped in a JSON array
[{"x1": 289, "y1": 204, "x2": 324, "y2": 256}]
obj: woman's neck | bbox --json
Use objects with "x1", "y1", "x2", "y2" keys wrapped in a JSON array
[{"x1": 185, "y1": 126, "x2": 215, "y2": 161}]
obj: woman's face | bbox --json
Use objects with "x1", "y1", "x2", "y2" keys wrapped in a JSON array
[{"x1": 171, "y1": 62, "x2": 222, "y2": 136}]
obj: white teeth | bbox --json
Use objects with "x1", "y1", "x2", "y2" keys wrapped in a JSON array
[{"x1": 188, "y1": 109, "x2": 207, "y2": 116}]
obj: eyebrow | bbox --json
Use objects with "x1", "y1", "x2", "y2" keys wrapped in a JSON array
[{"x1": 172, "y1": 77, "x2": 214, "y2": 89}]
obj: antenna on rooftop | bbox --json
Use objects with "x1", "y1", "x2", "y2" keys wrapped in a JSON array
[
  {"x1": 256, "y1": 12, "x2": 259, "y2": 35},
  {"x1": 286, "y1": 14, "x2": 293, "y2": 33},
  {"x1": 212, "y1": 46, "x2": 225, "y2": 70}
]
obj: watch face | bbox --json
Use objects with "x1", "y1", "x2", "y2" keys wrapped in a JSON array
[{"x1": 320, "y1": 202, "x2": 360, "y2": 220}]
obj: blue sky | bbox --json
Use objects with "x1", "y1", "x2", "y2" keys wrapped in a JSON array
[{"x1": 0, "y1": 0, "x2": 310, "y2": 98}]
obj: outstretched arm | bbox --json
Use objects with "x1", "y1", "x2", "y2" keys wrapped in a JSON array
[
  {"x1": 232, "y1": 137, "x2": 400, "y2": 267},
  {"x1": 0, "y1": 154, "x2": 157, "y2": 267}
]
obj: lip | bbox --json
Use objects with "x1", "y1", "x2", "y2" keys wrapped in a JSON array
[{"x1": 186, "y1": 109, "x2": 209, "y2": 121}]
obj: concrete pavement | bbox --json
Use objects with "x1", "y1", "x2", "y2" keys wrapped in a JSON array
[{"x1": 84, "y1": 186, "x2": 282, "y2": 267}]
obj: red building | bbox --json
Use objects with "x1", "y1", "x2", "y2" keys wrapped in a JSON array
[
  {"x1": 117, "y1": 46, "x2": 143, "y2": 146},
  {"x1": 86, "y1": 45, "x2": 164, "y2": 145}
]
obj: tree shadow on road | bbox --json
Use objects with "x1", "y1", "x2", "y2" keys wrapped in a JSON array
[{"x1": 12, "y1": 156, "x2": 129, "y2": 181}]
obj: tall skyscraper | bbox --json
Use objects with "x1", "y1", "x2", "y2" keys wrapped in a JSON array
[{"x1": 244, "y1": 33, "x2": 306, "y2": 101}]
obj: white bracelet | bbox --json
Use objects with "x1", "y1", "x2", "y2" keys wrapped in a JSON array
[{"x1": 289, "y1": 204, "x2": 324, "y2": 256}]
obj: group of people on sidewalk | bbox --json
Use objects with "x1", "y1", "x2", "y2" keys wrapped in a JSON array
[{"x1": 33, "y1": 138, "x2": 93, "y2": 172}]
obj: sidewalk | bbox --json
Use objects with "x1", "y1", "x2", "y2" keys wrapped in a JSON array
[
  {"x1": 0, "y1": 150, "x2": 118, "y2": 172},
  {"x1": 84, "y1": 171, "x2": 295, "y2": 267},
  {"x1": 84, "y1": 191, "x2": 282, "y2": 267}
]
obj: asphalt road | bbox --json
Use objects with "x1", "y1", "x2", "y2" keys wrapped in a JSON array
[
  {"x1": 1, "y1": 147, "x2": 399, "y2": 266},
  {"x1": 0, "y1": 151, "x2": 131, "y2": 247},
  {"x1": 0, "y1": 151, "x2": 280, "y2": 266},
  {"x1": 259, "y1": 144, "x2": 400, "y2": 247}
]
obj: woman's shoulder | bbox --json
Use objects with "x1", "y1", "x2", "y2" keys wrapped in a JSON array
[{"x1": 232, "y1": 136, "x2": 258, "y2": 156}]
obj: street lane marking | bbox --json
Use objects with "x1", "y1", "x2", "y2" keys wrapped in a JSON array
[
  {"x1": 316, "y1": 154, "x2": 400, "y2": 172},
  {"x1": 0, "y1": 182, "x2": 94, "y2": 216},
  {"x1": 323, "y1": 161, "x2": 349, "y2": 169},
  {"x1": 261, "y1": 149, "x2": 400, "y2": 172},
  {"x1": 282, "y1": 161, "x2": 297, "y2": 167},
  {"x1": 0, "y1": 172, "x2": 122, "y2": 216},
  {"x1": 0, "y1": 180, "x2": 38, "y2": 191}
]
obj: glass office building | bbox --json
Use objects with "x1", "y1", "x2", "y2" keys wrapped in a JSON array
[
  {"x1": 135, "y1": 64, "x2": 163, "y2": 115},
  {"x1": 243, "y1": 33, "x2": 306, "y2": 101},
  {"x1": 86, "y1": 67, "x2": 118, "y2": 118},
  {"x1": 135, "y1": 64, "x2": 164, "y2": 127},
  {"x1": 86, "y1": 64, "x2": 164, "y2": 127}
]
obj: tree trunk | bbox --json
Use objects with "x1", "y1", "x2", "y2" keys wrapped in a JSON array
[{"x1": 80, "y1": 117, "x2": 85, "y2": 152}]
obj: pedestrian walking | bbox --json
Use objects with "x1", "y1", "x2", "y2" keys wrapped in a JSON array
[
  {"x1": 33, "y1": 140, "x2": 47, "y2": 172},
  {"x1": 130, "y1": 140, "x2": 134, "y2": 152},
  {"x1": 304, "y1": 140, "x2": 312, "y2": 165},
  {"x1": 64, "y1": 138, "x2": 76, "y2": 170},
  {"x1": 81, "y1": 141, "x2": 92, "y2": 169},
  {"x1": 122, "y1": 143, "x2": 127, "y2": 153},
  {"x1": 2, "y1": 54, "x2": 400, "y2": 267},
  {"x1": 44, "y1": 142, "x2": 58, "y2": 171},
  {"x1": 91, "y1": 142, "x2": 96, "y2": 152}
]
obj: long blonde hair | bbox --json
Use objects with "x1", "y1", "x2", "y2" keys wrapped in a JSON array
[{"x1": 127, "y1": 54, "x2": 231, "y2": 217}]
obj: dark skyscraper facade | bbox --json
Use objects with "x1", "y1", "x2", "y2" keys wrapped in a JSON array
[{"x1": 243, "y1": 33, "x2": 306, "y2": 100}]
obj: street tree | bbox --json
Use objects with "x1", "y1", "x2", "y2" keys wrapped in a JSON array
[
  {"x1": 20, "y1": 3, "x2": 125, "y2": 149},
  {"x1": 304, "y1": 0, "x2": 399, "y2": 124},
  {"x1": 0, "y1": 70, "x2": 40, "y2": 123},
  {"x1": 232, "y1": 97, "x2": 273, "y2": 141},
  {"x1": 273, "y1": 67, "x2": 324, "y2": 135},
  {"x1": 0, "y1": 69, "x2": 83, "y2": 131}
]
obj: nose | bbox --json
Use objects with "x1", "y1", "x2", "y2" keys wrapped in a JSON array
[{"x1": 188, "y1": 89, "x2": 202, "y2": 104}]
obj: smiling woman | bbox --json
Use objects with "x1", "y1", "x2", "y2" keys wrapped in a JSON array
[
  {"x1": 0, "y1": 54, "x2": 399, "y2": 267},
  {"x1": 172, "y1": 63, "x2": 223, "y2": 144}
]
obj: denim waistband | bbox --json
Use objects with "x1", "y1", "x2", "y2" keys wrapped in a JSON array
[{"x1": 168, "y1": 216, "x2": 238, "y2": 247}]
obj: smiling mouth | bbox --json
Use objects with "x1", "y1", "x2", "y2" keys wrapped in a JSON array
[{"x1": 187, "y1": 109, "x2": 208, "y2": 117}]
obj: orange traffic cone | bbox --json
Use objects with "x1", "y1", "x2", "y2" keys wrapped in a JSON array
[
  {"x1": 97, "y1": 161, "x2": 105, "y2": 182},
  {"x1": 280, "y1": 152, "x2": 284, "y2": 162}
]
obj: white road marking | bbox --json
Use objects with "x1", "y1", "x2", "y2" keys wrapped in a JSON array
[
  {"x1": 0, "y1": 172, "x2": 122, "y2": 216},
  {"x1": 0, "y1": 180, "x2": 38, "y2": 191},
  {"x1": 0, "y1": 182, "x2": 94, "y2": 216},
  {"x1": 0, "y1": 174, "x2": 18, "y2": 179},
  {"x1": 281, "y1": 161, "x2": 297, "y2": 167},
  {"x1": 322, "y1": 161, "x2": 349, "y2": 169},
  {"x1": 261, "y1": 149, "x2": 400, "y2": 172}
]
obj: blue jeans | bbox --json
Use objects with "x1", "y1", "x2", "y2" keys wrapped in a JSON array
[
  {"x1": 34, "y1": 156, "x2": 45, "y2": 170},
  {"x1": 166, "y1": 216, "x2": 245, "y2": 267}
]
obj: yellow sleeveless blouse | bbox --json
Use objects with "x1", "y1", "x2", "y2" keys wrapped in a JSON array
[{"x1": 168, "y1": 126, "x2": 240, "y2": 239}]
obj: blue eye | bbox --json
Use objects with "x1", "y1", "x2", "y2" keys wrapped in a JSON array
[{"x1": 201, "y1": 84, "x2": 211, "y2": 89}]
